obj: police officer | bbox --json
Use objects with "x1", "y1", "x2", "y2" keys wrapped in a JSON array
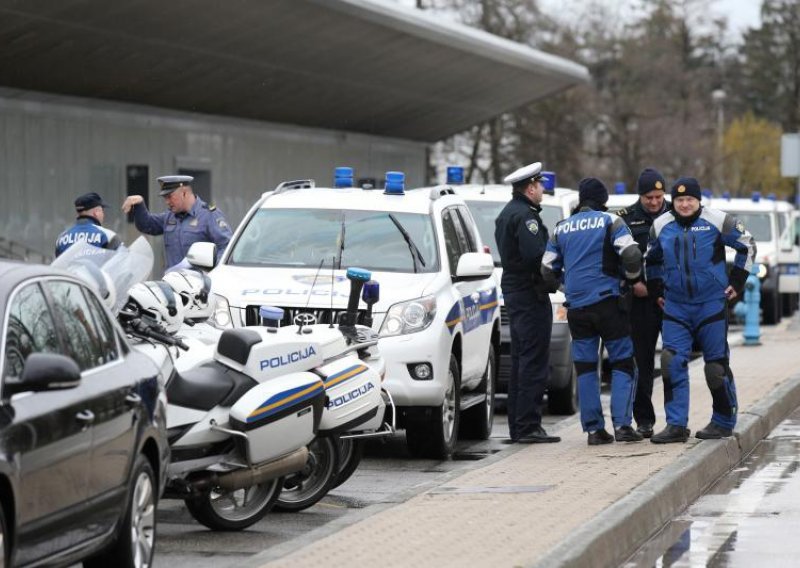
[
  {"x1": 645, "y1": 177, "x2": 755, "y2": 443},
  {"x1": 541, "y1": 177, "x2": 643, "y2": 445},
  {"x1": 618, "y1": 168, "x2": 670, "y2": 438},
  {"x1": 494, "y1": 162, "x2": 560, "y2": 444},
  {"x1": 55, "y1": 192, "x2": 121, "y2": 257},
  {"x1": 121, "y1": 175, "x2": 233, "y2": 270}
]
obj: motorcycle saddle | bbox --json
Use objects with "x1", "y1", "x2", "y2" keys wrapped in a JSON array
[{"x1": 168, "y1": 361, "x2": 257, "y2": 411}]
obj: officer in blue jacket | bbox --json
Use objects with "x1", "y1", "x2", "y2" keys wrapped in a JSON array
[
  {"x1": 645, "y1": 177, "x2": 755, "y2": 443},
  {"x1": 121, "y1": 175, "x2": 232, "y2": 270},
  {"x1": 541, "y1": 177, "x2": 643, "y2": 445},
  {"x1": 495, "y1": 162, "x2": 560, "y2": 444},
  {"x1": 55, "y1": 192, "x2": 121, "y2": 257}
]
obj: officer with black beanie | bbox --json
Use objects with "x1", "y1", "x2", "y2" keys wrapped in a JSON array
[{"x1": 618, "y1": 168, "x2": 671, "y2": 437}]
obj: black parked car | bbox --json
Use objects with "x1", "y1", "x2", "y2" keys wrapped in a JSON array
[{"x1": 0, "y1": 261, "x2": 169, "y2": 567}]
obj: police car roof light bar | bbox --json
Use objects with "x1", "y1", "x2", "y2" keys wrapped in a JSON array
[
  {"x1": 752, "y1": 191, "x2": 761, "y2": 202},
  {"x1": 446, "y1": 166, "x2": 465, "y2": 185},
  {"x1": 275, "y1": 179, "x2": 316, "y2": 194},
  {"x1": 722, "y1": 191, "x2": 731, "y2": 200},
  {"x1": 384, "y1": 171, "x2": 405, "y2": 195},
  {"x1": 767, "y1": 192, "x2": 776, "y2": 201},
  {"x1": 614, "y1": 181, "x2": 626, "y2": 194},
  {"x1": 334, "y1": 167, "x2": 354, "y2": 188},
  {"x1": 541, "y1": 171, "x2": 557, "y2": 194}
]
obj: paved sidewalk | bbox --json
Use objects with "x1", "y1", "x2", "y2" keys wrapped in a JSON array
[{"x1": 245, "y1": 319, "x2": 800, "y2": 568}]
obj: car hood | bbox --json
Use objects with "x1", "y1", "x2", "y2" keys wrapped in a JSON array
[{"x1": 209, "y1": 264, "x2": 439, "y2": 312}]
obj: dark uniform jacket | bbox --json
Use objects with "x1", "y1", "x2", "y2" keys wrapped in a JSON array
[
  {"x1": 619, "y1": 200, "x2": 670, "y2": 283},
  {"x1": 494, "y1": 192, "x2": 549, "y2": 296}
]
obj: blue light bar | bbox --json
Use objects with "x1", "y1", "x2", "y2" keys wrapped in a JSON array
[
  {"x1": 334, "y1": 166, "x2": 354, "y2": 188},
  {"x1": 541, "y1": 171, "x2": 556, "y2": 194},
  {"x1": 614, "y1": 182, "x2": 626, "y2": 194},
  {"x1": 752, "y1": 191, "x2": 761, "y2": 202},
  {"x1": 722, "y1": 191, "x2": 731, "y2": 200},
  {"x1": 346, "y1": 267, "x2": 372, "y2": 282},
  {"x1": 701, "y1": 189, "x2": 713, "y2": 199},
  {"x1": 446, "y1": 166, "x2": 465, "y2": 185},
  {"x1": 767, "y1": 192, "x2": 776, "y2": 201},
  {"x1": 384, "y1": 171, "x2": 405, "y2": 195}
]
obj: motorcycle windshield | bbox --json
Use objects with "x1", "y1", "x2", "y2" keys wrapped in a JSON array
[{"x1": 51, "y1": 237, "x2": 155, "y2": 314}]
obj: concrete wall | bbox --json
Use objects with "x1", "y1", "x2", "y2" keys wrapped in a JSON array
[{"x1": 0, "y1": 87, "x2": 426, "y2": 271}]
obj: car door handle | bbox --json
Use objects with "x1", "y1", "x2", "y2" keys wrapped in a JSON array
[
  {"x1": 125, "y1": 392, "x2": 142, "y2": 405},
  {"x1": 75, "y1": 410, "x2": 95, "y2": 425}
]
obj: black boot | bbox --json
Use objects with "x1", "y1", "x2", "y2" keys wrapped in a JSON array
[
  {"x1": 695, "y1": 422, "x2": 733, "y2": 439},
  {"x1": 636, "y1": 423, "x2": 654, "y2": 439},
  {"x1": 588, "y1": 429, "x2": 614, "y2": 445},
  {"x1": 517, "y1": 426, "x2": 561, "y2": 444},
  {"x1": 650, "y1": 424, "x2": 690, "y2": 444},
  {"x1": 615, "y1": 425, "x2": 644, "y2": 442}
]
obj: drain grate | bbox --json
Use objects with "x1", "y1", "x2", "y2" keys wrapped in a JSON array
[{"x1": 429, "y1": 484, "x2": 554, "y2": 495}]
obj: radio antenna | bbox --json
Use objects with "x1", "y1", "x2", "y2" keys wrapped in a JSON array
[
  {"x1": 329, "y1": 255, "x2": 336, "y2": 328},
  {"x1": 300, "y1": 257, "x2": 325, "y2": 334}
]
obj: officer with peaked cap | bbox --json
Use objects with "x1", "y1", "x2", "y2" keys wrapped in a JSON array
[
  {"x1": 494, "y1": 162, "x2": 560, "y2": 443},
  {"x1": 55, "y1": 192, "x2": 122, "y2": 257},
  {"x1": 617, "y1": 168, "x2": 671, "y2": 438},
  {"x1": 122, "y1": 175, "x2": 233, "y2": 270}
]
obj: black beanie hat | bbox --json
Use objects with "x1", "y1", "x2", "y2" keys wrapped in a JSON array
[
  {"x1": 578, "y1": 177, "x2": 609, "y2": 205},
  {"x1": 671, "y1": 177, "x2": 702, "y2": 201},
  {"x1": 636, "y1": 168, "x2": 666, "y2": 195}
]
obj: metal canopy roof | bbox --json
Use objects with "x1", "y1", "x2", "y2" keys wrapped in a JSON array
[{"x1": 0, "y1": 0, "x2": 589, "y2": 141}]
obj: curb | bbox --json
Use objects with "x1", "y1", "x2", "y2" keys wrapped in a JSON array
[{"x1": 531, "y1": 370, "x2": 800, "y2": 568}]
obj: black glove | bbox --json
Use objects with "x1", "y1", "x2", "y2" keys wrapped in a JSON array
[
  {"x1": 646, "y1": 278, "x2": 664, "y2": 300},
  {"x1": 728, "y1": 267, "x2": 749, "y2": 298}
]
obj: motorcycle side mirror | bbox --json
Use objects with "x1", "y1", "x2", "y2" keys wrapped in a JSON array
[{"x1": 186, "y1": 242, "x2": 217, "y2": 269}]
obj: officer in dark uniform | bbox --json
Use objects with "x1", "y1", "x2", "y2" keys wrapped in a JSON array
[
  {"x1": 494, "y1": 162, "x2": 560, "y2": 444},
  {"x1": 541, "y1": 177, "x2": 644, "y2": 445},
  {"x1": 55, "y1": 192, "x2": 121, "y2": 257},
  {"x1": 618, "y1": 168, "x2": 670, "y2": 438},
  {"x1": 121, "y1": 175, "x2": 233, "y2": 270}
]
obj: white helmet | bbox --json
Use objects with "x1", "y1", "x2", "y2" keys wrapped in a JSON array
[
  {"x1": 163, "y1": 269, "x2": 214, "y2": 321},
  {"x1": 125, "y1": 281, "x2": 185, "y2": 334}
]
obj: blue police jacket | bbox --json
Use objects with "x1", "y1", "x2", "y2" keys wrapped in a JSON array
[
  {"x1": 55, "y1": 216, "x2": 121, "y2": 257},
  {"x1": 132, "y1": 197, "x2": 233, "y2": 269},
  {"x1": 541, "y1": 207, "x2": 642, "y2": 309},
  {"x1": 645, "y1": 207, "x2": 756, "y2": 305}
]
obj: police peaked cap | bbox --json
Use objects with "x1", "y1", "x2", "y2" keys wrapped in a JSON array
[
  {"x1": 671, "y1": 177, "x2": 702, "y2": 201},
  {"x1": 503, "y1": 162, "x2": 548, "y2": 187},
  {"x1": 577, "y1": 177, "x2": 609, "y2": 205},
  {"x1": 157, "y1": 175, "x2": 194, "y2": 196},
  {"x1": 636, "y1": 168, "x2": 666, "y2": 195}
]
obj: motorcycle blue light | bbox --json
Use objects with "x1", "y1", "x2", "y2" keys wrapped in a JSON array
[
  {"x1": 334, "y1": 166, "x2": 354, "y2": 188},
  {"x1": 259, "y1": 305, "x2": 284, "y2": 327},
  {"x1": 346, "y1": 267, "x2": 372, "y2": 282},
  {"x1": 752, "y1": 191, "x2": 761, "y2": 202},
  {"x1": 384, "y1": 171, "x2": 405, "y2": 195},
  {"x1": 541, "y1": 171, "x2": 556, "y2": 194},
  {"x1": 614, "y1": 181, "x2": 626, "y2": 194},
  {"x1": 362, "y1": 280, "x2": 380, "y2": 304},
  {"x1": 446, "y1": 166, "x2": 464, "y2": 185}
]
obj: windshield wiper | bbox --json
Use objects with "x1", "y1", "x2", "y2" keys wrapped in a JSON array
[
  {"x1": 335, "y1": 213, "x2": 346, "y2": 269},
  {"x1": 388, "y1": 214, "x2": 426, "y2": 273}
]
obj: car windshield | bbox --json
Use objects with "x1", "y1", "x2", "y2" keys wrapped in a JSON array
[
  {"x1": 465, "y1": 200, "x2": 563, "y2": 264},
  {"x1": 228, "y1": 208, "x2": 439, "y2": 273},
  {"x1": 728, "y1": 212, "x2": 772, "y2": 242}
]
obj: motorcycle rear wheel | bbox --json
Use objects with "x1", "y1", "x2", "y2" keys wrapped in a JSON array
[
  {"x1": 331, "y1": 437, "x2": 364, "y2": 490},
  {"x1": 274, "y1": 436, "x2": 339, "y2": 512},
  {"x1": 184, "y1": 477, "x2": 282, "y2": 531}
]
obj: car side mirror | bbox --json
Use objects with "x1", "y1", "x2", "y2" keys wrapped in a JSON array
[
  {"x1": 455, "y1": 252, "x2": 494, "y2": 281},
  {"x1": 186, "y1": 242, "x2": 217, "y2": 269},
  {"x1": 4, "y1": 353, "x2": 81, "y2": 397}
]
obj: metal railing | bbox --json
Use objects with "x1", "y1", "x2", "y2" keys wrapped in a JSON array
[{"x1": 0, "y1": 236, "x2": 51, "y2": 264}]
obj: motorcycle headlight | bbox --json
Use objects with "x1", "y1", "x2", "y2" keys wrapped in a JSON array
[
  {"x1": 379, "y1": 295, "x2": 437, "y2": 337},
  {"x1": 210, "y1": 293, "x2": 233, "y2": 329},
  {"x1": 756, "y1": 263, "x2": 768, "y2": 279},
  {"x1": 552, "y1": 302, "x2": 568, "y2": 322}
]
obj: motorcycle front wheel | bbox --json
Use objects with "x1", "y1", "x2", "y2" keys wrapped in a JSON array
[
  {"x1": 184, "y1": 477, "x2": 283, "y2": 531},
  {"x1": 274, "y1": 436, "x2": 339, "y2": 512}
]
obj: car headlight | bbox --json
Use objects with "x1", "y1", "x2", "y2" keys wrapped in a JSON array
[
  {"x1": 756, "y1": 263, "x2": 768, "y2": 279},
  {"x1": 379, "y1": 295, "x2": 436, "y2": 337},
  {"x1": 552, "y1": 302, "x2": 568, "y2": 322},
  {"x1": 210, "y1": 293, "x2": 233, "y2": 329}
]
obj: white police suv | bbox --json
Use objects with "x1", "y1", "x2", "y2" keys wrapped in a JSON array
[
  {"x1": 444, "y1": 167, "x2": 579, "y2": 414},
  {"x1": 206, "y1": 170, "x2": 499, "y2": 459}
]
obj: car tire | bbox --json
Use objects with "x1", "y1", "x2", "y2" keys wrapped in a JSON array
[
  {"x1": 0, "y1": 500, "x2": 8, "y2": 568},
  {"x1": 84, "y1": 454, "x2": 157, "y2": 568},
  {"x1": 274, "y1": 436, "x2": 339, "y2": 512},
  {"x1": 459, "y1": 345, "x2": 496, "y2": 440},
  {"x1": 548, "y1": 364, "x2": 578, "y2": 415},
  {"x1": 331, "y1": 437, "x2": 364, "y2": 490},
  {"x1": 184, "y1": 477, "x2": 282, "y2": 531},
  {"x1": 762, "y1": 289, "x2": 781, "y2": 325},
  {"x1": 406, "y1": 354, "x2": 461, "y2": 459}
]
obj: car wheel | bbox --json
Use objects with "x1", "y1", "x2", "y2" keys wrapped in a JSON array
[
  {"x1": 0, "y1": 501, "x2": 8, "y2": 568},
  {"x1": 84, "y1": 454, "x2": 157, "y2": 568},
  {"x1": 274, "y1": 436, "x2": 339, "y2": 512},
  {"x1": 406, "y1": 354, "x2": 461, "y2": 459},
  {"x1": 184, "y1": 477, "x2": 282, "y2": 531},
  {"x1": 548, "y1": 364, "x2": 578, "y2": 415},
  {"x1": 459, "y1": 345, "x2": 496, "y2": 440},
  {"x1": 762, "y1": 290, "x2": 781, "y2": 325},
  {"x1": 331, "y1": 437, "x2": 364, "y2": 490}
]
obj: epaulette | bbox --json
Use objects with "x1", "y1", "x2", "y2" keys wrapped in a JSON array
[{"x1": 617, "y1": 207, "x2": 629, "y2": 216}]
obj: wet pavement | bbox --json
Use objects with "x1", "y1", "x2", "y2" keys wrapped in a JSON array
[{"x1": 625, "y1": 404, "x2": 800, "y2": 567}]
